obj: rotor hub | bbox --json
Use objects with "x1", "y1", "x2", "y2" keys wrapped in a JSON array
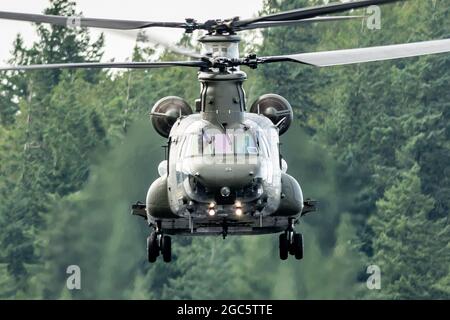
[{"x1": 199, "y1": 34, "x2": 241, "y2": 60}]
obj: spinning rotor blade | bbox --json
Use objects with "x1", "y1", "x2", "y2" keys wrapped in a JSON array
[
  {"x1": 235, "y1": 0, "x2": 403, "y2": 28},
  {"x1": 0, "y1": 0, "x2": 402, "y2": 35},
  {"x1": 0, "y1": 11, "x2": 205, "y2": 59},
  {"x1": 236, "y1": 15, "x2": 365, "y2": 31},
  {"x1": 0, "y1": 11, "x2": 206, "y2": 60},
  {"x1": 259, "y1": 38, "x2": 450, "y2": 67},
  {"x1": 111, "y1": 30, "x2": 205, "y2": 60},
  {"x1": 0, "y1": 61, "x2": 207, "y2": 72},
  {"x1": 0, "y1": 10, "x2": 187, "y2": 30}
]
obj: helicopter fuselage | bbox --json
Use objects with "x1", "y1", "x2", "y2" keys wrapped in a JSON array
[
  {"x1": 142, "y1": 67, "x2": 306, "y2": 236},
  {"x1": 146, "y1": 112, "x2": 305, "y2": 236}
]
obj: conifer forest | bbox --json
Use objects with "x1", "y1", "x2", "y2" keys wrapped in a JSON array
[{"x1": 0, "y1": 0, "x2": 449, "y2": 299}]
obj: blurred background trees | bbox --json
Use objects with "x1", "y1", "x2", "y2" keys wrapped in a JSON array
[{"x1": 0, "y1": 0, "x2": 448, "y2": 299}]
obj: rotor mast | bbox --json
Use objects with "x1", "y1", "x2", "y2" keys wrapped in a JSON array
[
  {"x1": 199, "y1": 33, "x2": 241, "y2": 60},
  {"x1": 197, "y1": 34, "x2": 246, "y2": 127}
]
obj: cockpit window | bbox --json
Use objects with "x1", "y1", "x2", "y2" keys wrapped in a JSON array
[
  {"x1": 183, "y1": 130, "x2": 259, "y2": 157},
  {"x1": 255, "y1": 130, "x2": 271, "y2": 158},
  {"x1": 211, "y1": 133, "x2": 233, "y2": 155}
]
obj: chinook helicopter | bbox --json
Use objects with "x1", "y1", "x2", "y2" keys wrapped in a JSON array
[{"x1": 2, "y1": 0, "x2": 450, "y2": 263}]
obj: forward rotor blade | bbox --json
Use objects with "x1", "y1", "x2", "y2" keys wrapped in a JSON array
[
  {"x1": 235, "y1": 0, "x2": 402, "y2": 27},
  {"x1": 0, "y1": 61, "x2": 207, "y2": 72},
  {"x1": 237, "y1": 15, "x2": 365, "y2": 31},
  {"x1": 259, "y1": 38, "x2": 450, "y2": 67},
  {"x1": 0, "y1": 11, "x2": 187, "y2": 30}
]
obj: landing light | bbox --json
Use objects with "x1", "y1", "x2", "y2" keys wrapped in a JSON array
[
  {"x1": 235, "y1": 208, "x2": 243, "y2": 216},
  {"x1": 235, "y1": 201, "x2": 242, "y2": 208},
  {"x1": 208, "y1": 209, "x2": 216, "y2": 216}
]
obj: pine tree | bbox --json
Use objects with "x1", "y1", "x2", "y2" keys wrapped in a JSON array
[
  {"x1": 1, "y1": 0, "x2": 449, "y2": 299},
  {"x1": 0, "y1": 0, "x2": 105, "y2": 296},
  {"x1": 369, "y1": 165, "x2": 450, "y2": 299}
]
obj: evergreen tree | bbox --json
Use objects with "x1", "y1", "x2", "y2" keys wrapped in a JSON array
[
  {"x1": 0, "y1": 0, "x2": 105, "y2": 296},
  {"x1": 369, "y1": 165, "x2": 450, "y2": 299},
  {"x1": 1, "y1": 0, "x2": 449, "y2": 299}
]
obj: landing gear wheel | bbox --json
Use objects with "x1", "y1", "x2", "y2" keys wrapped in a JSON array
[
  {"x1": 293, "y1": 233, "x2": 304, "y2": 260},
  {"x1": 147, "y1": 232, "x2": 159, "y2": 263},
  {"x1": 161, "y1": 235, "x2": 172, "y2": 263},
  {"x1": 288, "y1": 246, "x2": 295, "y2": 255},
  {"x1": 279, "y1": 233, "x2": 288, "y2": 260}
]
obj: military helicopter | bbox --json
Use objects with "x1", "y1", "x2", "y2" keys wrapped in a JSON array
[{"x1": 2, "y1": 0, "x2": 450, "y2": 263}]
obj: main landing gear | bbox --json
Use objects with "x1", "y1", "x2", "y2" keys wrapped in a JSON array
[
  {"x1": 147, "y1": 221, "x2": 172, "y2": 263},
  {"x1": 279, "y1": 218, "x2": 303, "y2": 260}
]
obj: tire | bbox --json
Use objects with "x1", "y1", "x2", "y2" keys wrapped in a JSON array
[
  {"x1": 279, "y1": 233, "x2": 288, "y2": 260},
  {"x1": 161, "y1": 235, "x2": 172, "y2": 263},
  {"x1": 147, "y1": 232, "x2": 159, "y2": 263},
  {"x1": 288, "y1": 233, "x2": 295, "y2": 255},
  {"x1": 293, "y1": 233, "x2": 304, "y2": 260}
]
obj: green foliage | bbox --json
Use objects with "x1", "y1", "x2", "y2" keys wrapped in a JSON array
[
  {"x1": 0, "y1": 0, "x2": 106, "y2": 296},
  {"x1": 0, "y1": 0, "x2": 448, "y2": 299},
  {"x1": 254, "y1": 0, "x2": 327, "y2": 132},
  {"x1": 316, "y1": 0, "x2": 450, "y2": 298},
  {"x1": 369, "y1": 165, "x2": 450, "y2": 299}
]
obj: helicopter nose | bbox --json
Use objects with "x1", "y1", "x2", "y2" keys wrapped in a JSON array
[{"x1": 192, "y1": 163, "x2": 258, "y2": 188}]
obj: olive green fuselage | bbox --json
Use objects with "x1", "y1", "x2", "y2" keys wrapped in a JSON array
[{"x1": 145, "y1": 68, "x2": 304, "y2": 236}]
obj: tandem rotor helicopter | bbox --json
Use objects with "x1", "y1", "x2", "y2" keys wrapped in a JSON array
[{"x1": 2, "y1": 0, "x2": 450, "y2": 263}]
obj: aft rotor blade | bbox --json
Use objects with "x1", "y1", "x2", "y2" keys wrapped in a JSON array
[
  {"x1": 0, "y1": 61, "x2": 207, "y2": 71},
  {"x1": 234, "y1": 0, "x2": 402, "y2": 27},
  {"x1": 259, "y1": 38, "x2": 450, "y2": 67},
  {"x1": 237, "y1": 15, "x2": 365, "y2": 31},
  {"x1": 111, "y1": 30, "x2": 206, "y2": 60},
  {"x1": 0, "y1": 11, "x2": 187, "y2": 30}
]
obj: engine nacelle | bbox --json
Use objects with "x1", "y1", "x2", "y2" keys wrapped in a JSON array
[
  {"x1": 249, "y1": 94, "x2": 293, "y2": 135},
  {"x1": 151, "y1": 96, "x2": 192, "y2": 138}
]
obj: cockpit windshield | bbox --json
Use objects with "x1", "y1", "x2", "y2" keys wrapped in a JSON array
[
  {"x1": 183, "y1": 130, "x2": 260, "y2": 158},
  {"x1": 169, "y1": 124, "x2": 281, "y2": 209}
]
